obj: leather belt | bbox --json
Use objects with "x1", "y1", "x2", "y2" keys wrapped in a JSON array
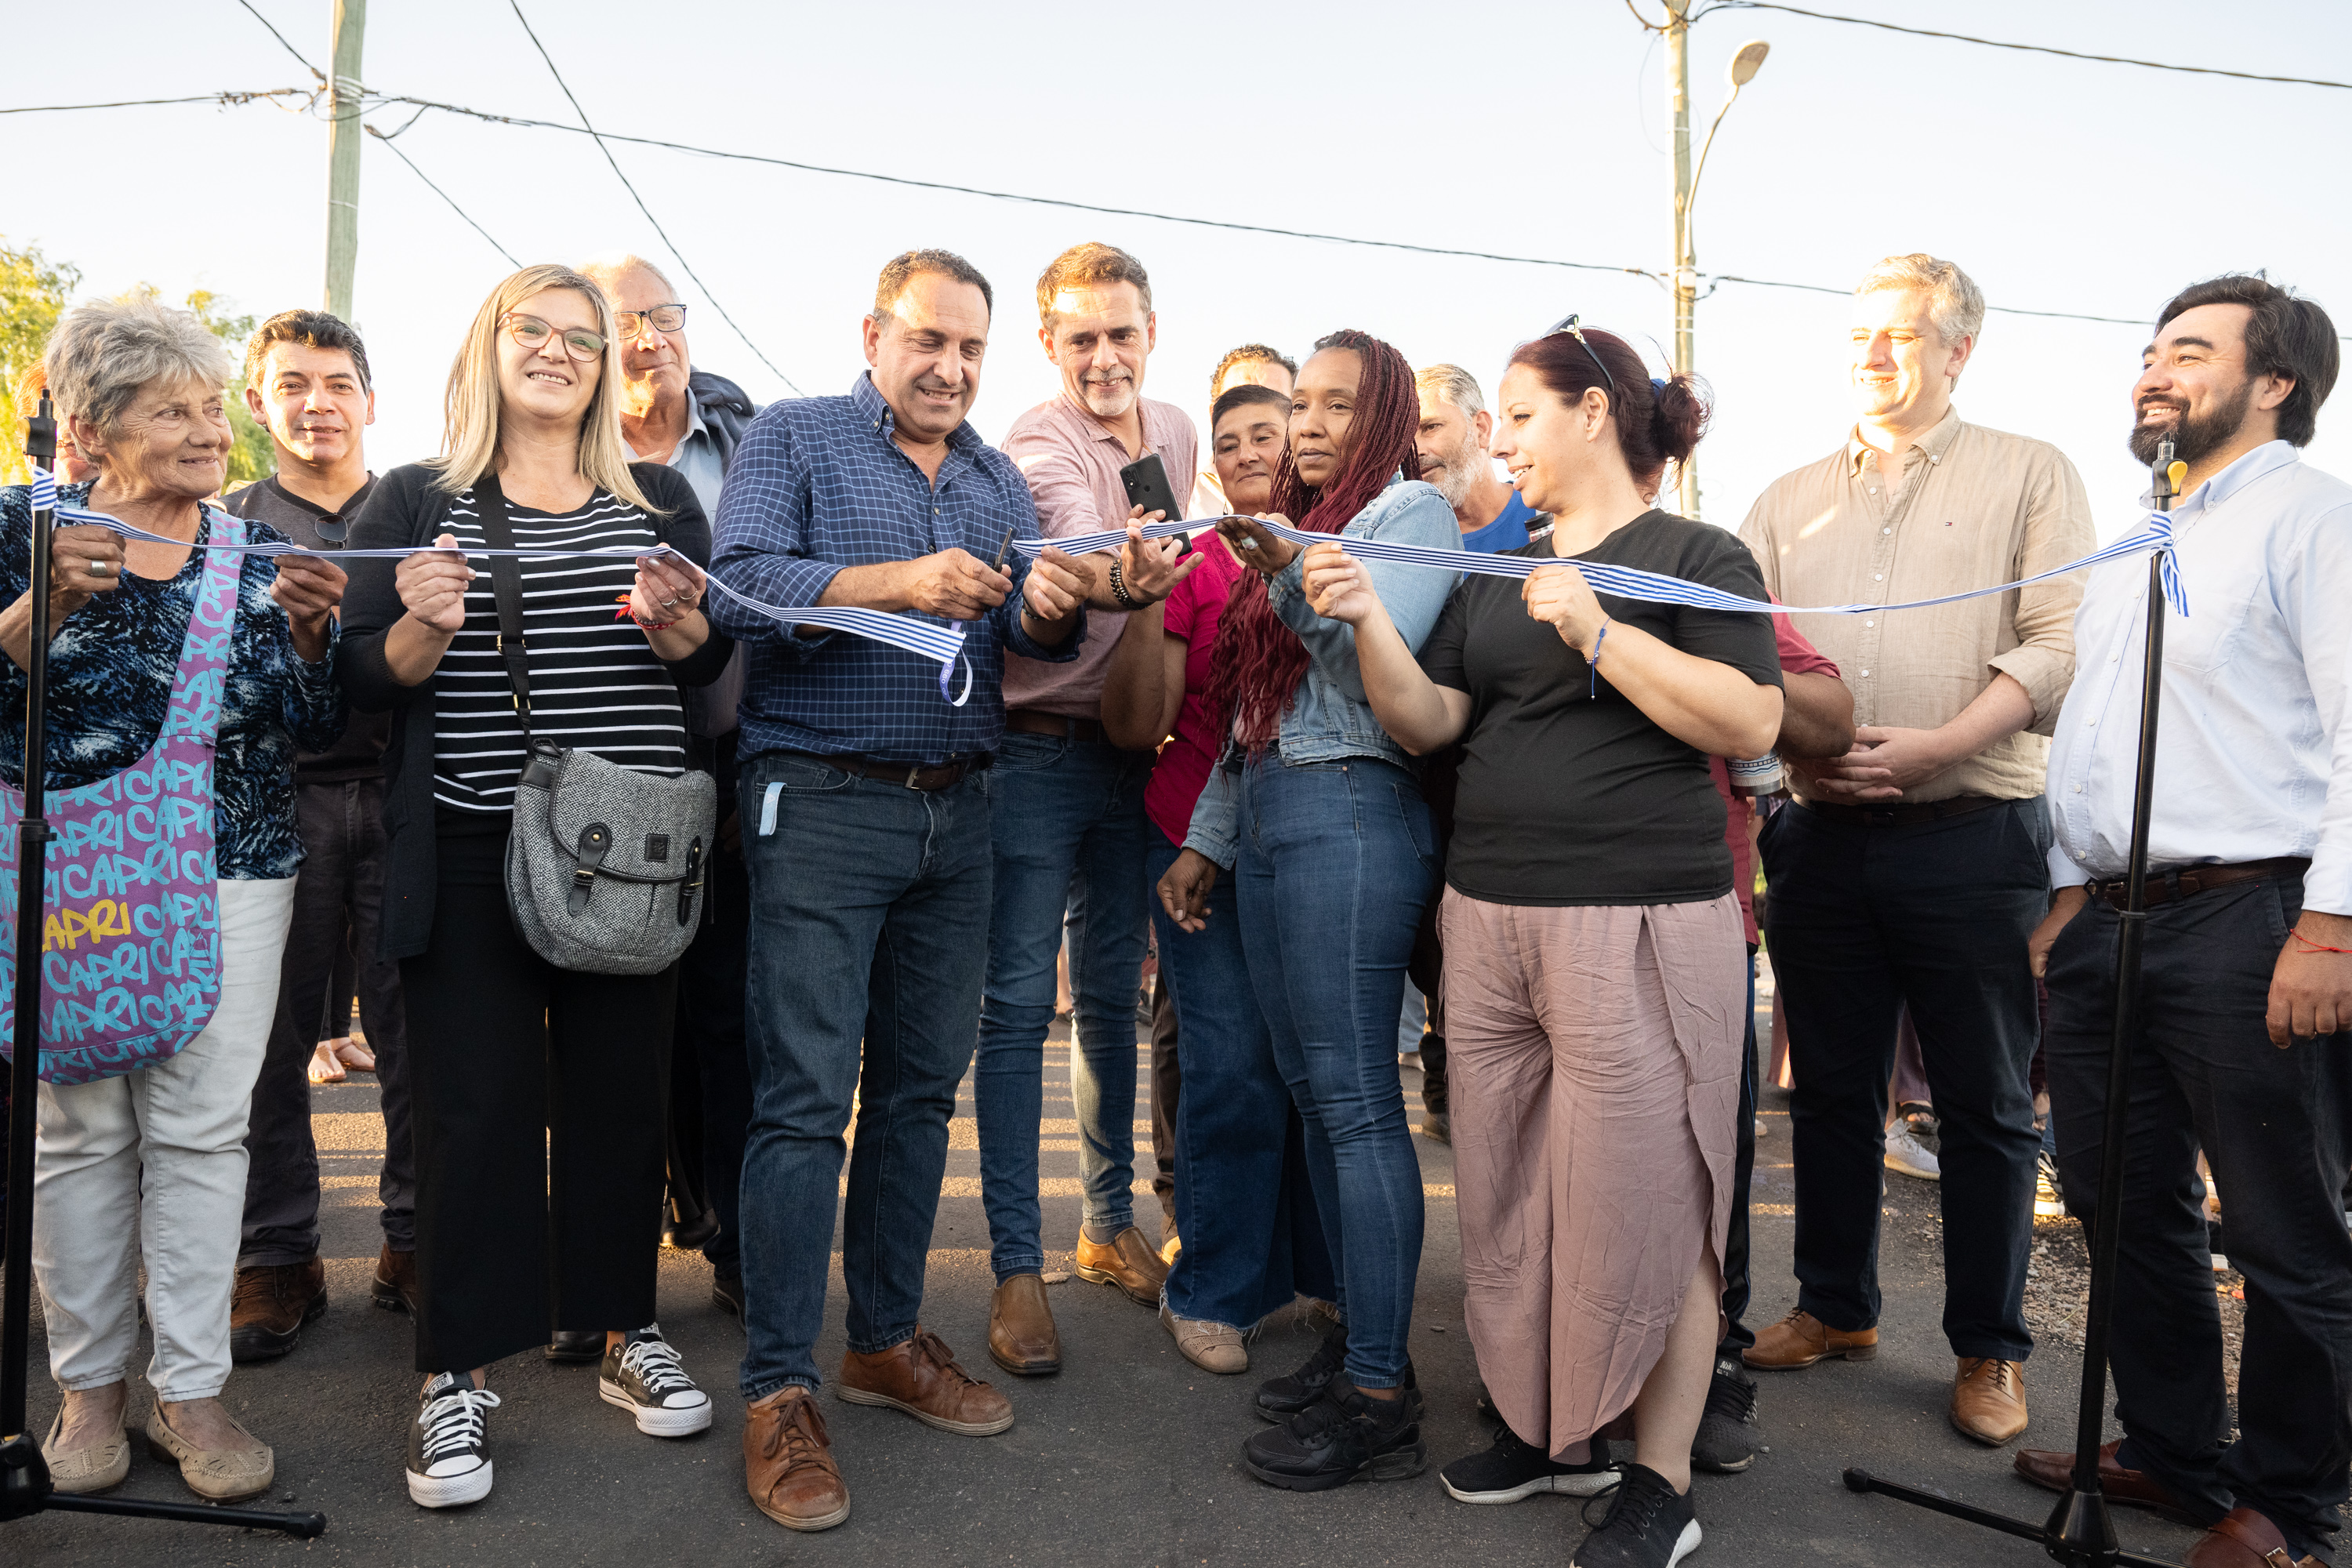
[
  {"x1": 1004, "y1": 710, "x2": 1105, "y2": 744},
  {"x1": 781, "y1": 750, "x2": 993, "y2": 792},
  {"x1": 2088, "y1": 857, "x2": 2308, "y2": 912},
  {"x1": 1797, "y1": 794, "x2": 2008, "y2": 829}
]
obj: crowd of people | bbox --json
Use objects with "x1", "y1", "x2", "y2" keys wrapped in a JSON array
[{"x1": 2, "y1": 238, "x2": 2347, "y2": 1568}]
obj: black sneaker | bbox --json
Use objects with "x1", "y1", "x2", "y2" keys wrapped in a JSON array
[
  {"x1": 1571, "y1": 1462, "x2": 1700, "y2": 1567},
  {"x1": 1442, "y1": 1423, "x2": 1620, "y2": 1503},
  {"x1": 407, "y1": 1372, "x2": 500, "y2": 1509},
  {"x1": 1691, "y1": 1356, "x2": 1759, "y2": 1473},
  {"x1": 1243, "y1": 1382, "x2": 1427, "y2": 1492},
  {"x1": 599, "y1": 1325, "x2": 713, "y2": 1437},
  {"x1": 1254, "y1": 1325, "x2": 1421, "y2": 1422}
]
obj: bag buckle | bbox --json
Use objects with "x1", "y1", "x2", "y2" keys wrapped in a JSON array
[
  {"x1": 678, "y1": 837, "x2": 706, "y2": 927},
  {"x1": 569, "y1": 822, "x2": 612, "y2": 916}
]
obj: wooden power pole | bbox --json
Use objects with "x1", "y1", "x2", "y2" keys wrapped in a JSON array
[{"x1": 324, "y1": 0, "x2": 368, "y2": 322}]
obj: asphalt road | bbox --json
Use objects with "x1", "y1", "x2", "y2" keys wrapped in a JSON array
[{"x1": 6, "y1": 1017, "x2": 2205, "y2": 1567}]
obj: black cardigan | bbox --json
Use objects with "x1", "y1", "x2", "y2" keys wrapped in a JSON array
[{"x1": 338, "y1": 461, "x2": 734, "y2": 960}]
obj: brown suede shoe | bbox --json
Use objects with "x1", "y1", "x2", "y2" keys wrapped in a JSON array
[
  {"x1": 837, "y1": 1329, "x2": 1014, "y2": 1436},
  {"x1": 1741, "y1": 1308, "x2": 1878, "y2": 1370},
  {"x1": 2183, "y1": 1507, "x2": 2321, "y2": 1568},
  {"x1": 1074, "y1": 1226, "x2": 1169, "y2": 1307},
  {"x1": 743, "y1": 1387, "x2": 848, "y2": 1533},
  {"x1": 987, "y1": 1275, "x2": 1061, "y2": 1377},
  {"x1": 2013, "y1": 1439, "x2": 2199, "y2": 1525},
  {"x1": 228, "y1": 1259, "x2": 327, "y2": 1363},
  {"x1": 372, "y1": 1244, "x2": 420, "y2": 1316},
  {"x1": 1951, "y1": 1356, "x2": 2028, "y2": 1445}
]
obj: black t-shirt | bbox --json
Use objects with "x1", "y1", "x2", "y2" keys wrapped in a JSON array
[{"x1": 1417, "y1": 510, "x2": 1782, "y2": 906}]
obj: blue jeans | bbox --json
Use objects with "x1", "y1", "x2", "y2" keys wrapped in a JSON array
[
  {"x1": 973, "y1": 731, "x2": 1152, "y2": 1282},
  {"x1": 1148, "y1": 833, "x2": 1337, "y2": 1330},
  {"x1": 735, "y1": 753, "x2": 993, "y2": 1399},
  {"x1": 1235, "y1": 754, "x2": 1436, "y2": 1388}
]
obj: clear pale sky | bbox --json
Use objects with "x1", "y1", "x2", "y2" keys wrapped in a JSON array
[{"x1": 8, "y1": 0, "x2": 2349, "y2": 538}]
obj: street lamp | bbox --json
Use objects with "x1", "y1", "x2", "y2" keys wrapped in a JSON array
[{"x1": 1664, "y1": 6, "x2": 1770, "y2": 518}]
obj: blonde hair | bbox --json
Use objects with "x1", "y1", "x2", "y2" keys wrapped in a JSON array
[
  {"x1": 1854, "y1": 252, "x2": 1985, "y2": 345},
  {"x1": 426, "y1": 263, "x2": 658, "y2": 511}
]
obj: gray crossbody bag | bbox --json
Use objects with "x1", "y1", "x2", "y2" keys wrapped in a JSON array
[{"x1": 477, "y1": 476, "x2": 715, "y2": 975}]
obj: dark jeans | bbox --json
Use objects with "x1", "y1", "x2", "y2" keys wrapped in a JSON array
[
  {"x1": 974, "y1": 732, "x2": 1152, "y2": 1280},
  {"x1": 1760, "y1": 797, "x2": 2046, "y2": 1360},
  {"x1": 1236, "y1": 754, "x2": 1435, "y2": 1388},
  {"x1": 2046, "y1": 874, "x2": 2352, "y2": 1559},
  {"x1": 401, "y1": 832, "x2": 672, "y2": 1374},
  {"x1": 735, "y1": 753, "x2": 992, "y2": 1399},
  {"x1": 1149, "y1": 975, "x2": 1180, "y2": 1224},
  {"x1": 1719, "y1": 949, "x2": 1759, "y2": 1355},
  {"x1": 1148, "y1": 833, "x2": 1337, "y2": 1330},
  {"x1": 672, "y1": 736, "x2": 752, "y2": 1276},
  {"x1": 241, "y1": 777, "x2": 414, "y2": 1266}
]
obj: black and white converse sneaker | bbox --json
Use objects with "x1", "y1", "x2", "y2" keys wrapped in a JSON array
[
  {"x1": 1571, "y1": 1461, "x2": 1701, "y2": 1567},
  {"x1": 408, "y1": 1372, "x2": 499, "y2": 1508},
  {"x1": 1691, "y1": 1356, "x2": 1759, "y2": 1474},
  {"x1": 1441, "y1": 1423, "x2": 1621, "y2": 1503},
  {"x1": 599, "y1": 1325, "x2": 713, "y2": 1436}
]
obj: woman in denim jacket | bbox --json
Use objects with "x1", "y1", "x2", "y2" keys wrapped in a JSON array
[{"x1": 1155, "y1": 329, "x2": 1459, "y2": 1490}]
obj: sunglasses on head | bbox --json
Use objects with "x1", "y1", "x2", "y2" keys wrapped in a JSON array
[{"x1": 1541, "y1": 314, "x2": 1621, "y2": 408}]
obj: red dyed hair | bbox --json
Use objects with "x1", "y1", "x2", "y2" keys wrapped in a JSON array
[{"x1": 1204, "y1": 329, "x2": 1422, "y2": 750}]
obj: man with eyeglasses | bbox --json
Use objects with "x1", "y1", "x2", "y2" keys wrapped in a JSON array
[
  {"x1": 579, "y1": 252, "x2": 762, "y2": 1337},
  {"x1": 1736, "y1": 253, "x2": 2095, "y2": 1450},
  {"x1": 221, "y1": 309, "x2": 420, "y2": 1359}
]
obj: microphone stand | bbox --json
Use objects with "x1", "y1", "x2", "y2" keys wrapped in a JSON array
[
  {"x1": 0, "y1": 399, "x2": 325, "y2": 1539},
  {"x1": 1840, "y1": 441, "x2": 2190, "y2": 1566}
]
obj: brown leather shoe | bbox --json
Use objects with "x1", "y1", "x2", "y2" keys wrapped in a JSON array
[
  {"x1": 837, "y1": 1328, "x2": 1014, "y2": 1436},
  {"x1": 2183, "y1": 1507, "x2": 2321, "y2": 1568},
  {"x1": 743, "y1": 1387, "x2": 849, "y2": 1533},
  {"x1": 2013, "y1": 1439, "x2": 2199, "y2": 1525},
  {"x1": 987, "y1": 1274, "x2": 1061, "y2": 1377},
  {"x1": 1074, "y1": 1226, "x2": 1169, "y2": 1307},
  {"x1": 228, "y1": 1259, "x2": 327, "y2": 1363},
  {"x1": 1741, "y1": 1308, "x2": 1878, "y2": 1370},
  {"x1": 372, "y1": 1243, "x2": 420, "y2": 1316},
  {"x1": 1951, "y1": 1356, "x2": 2028, "y2": 1445}
]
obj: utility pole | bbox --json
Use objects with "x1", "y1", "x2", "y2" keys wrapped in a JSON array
[
  {"x1": 1664, "y1": 0, "x2": 1700, "y2": 518},
  {"x1": 324, "y1": 0, "x2": 368, "y2": 322}
]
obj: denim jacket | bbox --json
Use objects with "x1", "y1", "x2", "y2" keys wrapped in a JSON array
[{"x1": 1183, "y1": 475, "x2": 1461, "y2": 868}]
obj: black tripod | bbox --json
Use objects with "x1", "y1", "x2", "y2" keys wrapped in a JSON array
[
  {"x1": 0, "y1": 397, "x2": 325, "y2": 1539},
  {"x1": 1842, "y1": 441, "x2": 2190, "y2": 1567}
]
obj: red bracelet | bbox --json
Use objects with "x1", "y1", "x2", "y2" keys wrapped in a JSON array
[
  {"x1": 614, "y1": 594, "x2": 677, "y2": 632},
  {"x1": 2290, "y1": 930, "x2": 2352, "y2": 955}
]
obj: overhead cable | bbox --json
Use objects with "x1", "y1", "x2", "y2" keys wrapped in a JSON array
[
  {"x1": 230, "y1": 0, "x2": 325, "y2": 82},
  {"x1": 365, "y1": 125, "x2": 521, "y2": 267}
]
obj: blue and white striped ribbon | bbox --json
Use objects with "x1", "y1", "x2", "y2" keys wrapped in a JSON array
[
  {"x1": 27, "y1": 470, "x2": 975, "y2": 704},
  {"x1": 1013, "y1": 507, "x2": 2190, "y2": 620}
]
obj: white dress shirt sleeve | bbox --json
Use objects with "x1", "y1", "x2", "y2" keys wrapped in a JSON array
[{"x1": 2296, "y1": 507, "x2": 2352, "y2": 916}]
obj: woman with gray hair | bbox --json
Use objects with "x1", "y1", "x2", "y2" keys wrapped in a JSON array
[{"x1": 0, "y1": 296, "x2": 347, "y2": 1501}]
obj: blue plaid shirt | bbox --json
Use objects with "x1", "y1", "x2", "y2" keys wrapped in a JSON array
[{"x1": 710, "y1": 374, "x2": 1082, "y2": 765}]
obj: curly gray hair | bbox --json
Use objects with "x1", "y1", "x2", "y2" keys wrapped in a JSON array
[{"x1": 42, "y1": 296, "x2": 237, "y2": 438}]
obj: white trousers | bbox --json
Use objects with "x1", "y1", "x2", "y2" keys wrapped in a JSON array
[{"x1": 33, "y1": 876, "x2": 297, "y2": 1399}]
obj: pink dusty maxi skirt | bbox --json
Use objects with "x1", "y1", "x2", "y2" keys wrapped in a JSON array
[{"x1": 1439, "y1": 888, "x2": 1745, "y2": 1457}]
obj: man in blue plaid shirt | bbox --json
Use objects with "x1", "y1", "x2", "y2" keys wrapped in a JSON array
[{"x1": 712, "y1": 249, "x2": 1183, "y2": 1535}]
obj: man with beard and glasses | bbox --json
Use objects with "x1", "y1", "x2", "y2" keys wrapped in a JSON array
[
  {"x1": 975, "y1": 242, "x2": 1203, "y2": 1381},
  {"x1": 1737, "y1": 253, "x2": 2095, "y2": 1450},
  {"x1": 2013, "y1": 275, "x2": 2352, "y2": 1568},
  {"x1": 1415, "y1": 364, "x2": 1549, "y2": 553}
]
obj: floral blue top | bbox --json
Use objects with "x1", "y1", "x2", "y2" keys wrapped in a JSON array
[{"x1": 0, "y1": 480, "x2": 347, "y2": 879}]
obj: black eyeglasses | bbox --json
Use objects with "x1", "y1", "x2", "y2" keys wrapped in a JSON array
[
  {"x1": 1543, "y1": 314, "x2": 1620, "y2": 408},
  {"x1": 613, "y1": 303, "x2": 688, "y2": 339}
]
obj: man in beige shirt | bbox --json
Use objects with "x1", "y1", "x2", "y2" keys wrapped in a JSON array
[{"x1": 1737, "y1": 254, "x2": 2094, "y2": 1451}]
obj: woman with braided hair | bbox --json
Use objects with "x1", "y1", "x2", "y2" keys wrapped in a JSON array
[{"x1": 1155, "y1": 328, "x2": 1461, "y2": 1490}]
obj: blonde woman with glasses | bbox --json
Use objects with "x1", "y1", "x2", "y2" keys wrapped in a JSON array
[{"x1": 339, "y1": 264, "x2": 735, "y2": 1509}]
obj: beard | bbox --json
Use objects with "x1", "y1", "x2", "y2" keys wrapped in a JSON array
[
  {"x1": 1080, "y1": 373, "x2": 1137, "y2": 419},
  {"x1": 2129, "y1": 376, "x2": 2253, "y2": 469},
  {"x1": 1424, "y1": 428, "x2": 1483, "y2": 508}
]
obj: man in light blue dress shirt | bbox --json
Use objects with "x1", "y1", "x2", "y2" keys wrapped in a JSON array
[{"x1": 2016, "y1": 274, "x2": 2350, "y2": 1568}]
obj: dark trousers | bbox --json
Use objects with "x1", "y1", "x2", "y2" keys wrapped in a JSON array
[
  {"x1": 2045, "y1": 875, "x2": 2352, "y2": 1559},
  {"x1": 1760, "y1": 797, "x2": 2046, "y2": 1360},
  {"x1": 401, "y1": 837, "x2": 673, "y2": 1374},
  {"x1": 1719, "y1": 949, "x2": 1759, "y2": 1354},
  {"x1": 241, "y1": 778, "x2": 414, "y2": 1265},
  {"x1": 1149, "y1": 974, "x2": 1181, "y2": 1225},
  {"x1": 671, "y1": 736, "x2": 752, "y2": 1277},
  {"x1": 1405, "y1": 746, "x2": 1460, "y2": 1117}
]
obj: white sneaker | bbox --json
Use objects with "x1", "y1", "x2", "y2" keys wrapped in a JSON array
[
  {"x1": 600, "y1": 1326, "x2": 713, "y2": 1436},
  {"x1": 408, "y1": 1373, "x2": 499, "y2": 1508},
  {"x1": 1883, "y1": 1126, "x2": 1941, "y2": 1181}
]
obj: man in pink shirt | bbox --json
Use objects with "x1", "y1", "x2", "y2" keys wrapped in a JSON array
[{"x1": 976, "y1": 243, "x2": 1201, "y2": 1378}]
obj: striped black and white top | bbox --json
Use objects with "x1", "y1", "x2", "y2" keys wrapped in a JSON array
[{"x1": 431, "y1": 485, "x2": 688, "y2": 813}]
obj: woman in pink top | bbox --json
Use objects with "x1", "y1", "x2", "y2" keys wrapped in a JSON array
[{"x1": 1102, "y1": 383, "x2": 1334, "y2": 1375}]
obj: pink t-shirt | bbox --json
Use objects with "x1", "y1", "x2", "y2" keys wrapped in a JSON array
[
  {"x1": 1144, "y1": 541, "x2": 1246, "y2": 848},
  {"x1": 1713, "y1": 608, "x2": 1843, "y2": 942}
]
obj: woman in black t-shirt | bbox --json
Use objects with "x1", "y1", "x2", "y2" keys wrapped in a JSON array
[{"x1": 1302, "y1": 324, "x2": 1782, "y2": 1566}]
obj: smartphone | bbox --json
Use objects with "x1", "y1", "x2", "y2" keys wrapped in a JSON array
[{"x1": 1119, "y1": 452, "x2": 1191, "y2": 553}]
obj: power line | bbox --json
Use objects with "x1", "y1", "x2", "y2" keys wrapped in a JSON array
[
  {"x1": 0, "y1": 88, "x2": 310, "y2": 115},
  {"x1": 365, "y1": 125, "x2": 520, "y2": 267},
  {"x1": 230, "y1": 0, "x2": 325, "y2": 82},
  {"x1": 504, "y1": 1, "x2": 804, "y2": 395},
  {"x1": 1703, "y1": 2, "x2": 2352, "y2": 90}
]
